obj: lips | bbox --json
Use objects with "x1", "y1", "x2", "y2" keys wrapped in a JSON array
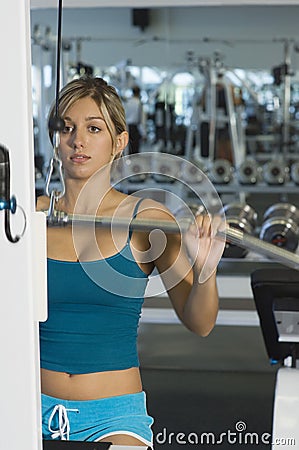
[{"x1": 70, "y1": 153, "x2": 91, "y2": 163}]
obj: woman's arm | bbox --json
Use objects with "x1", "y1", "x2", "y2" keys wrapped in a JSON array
[
  {"x1": 143, "y1": 202, "x2": 224, "y2": 337},
  {"x1": 36, "y1": 195, "x2": 50, "y2": 212}
]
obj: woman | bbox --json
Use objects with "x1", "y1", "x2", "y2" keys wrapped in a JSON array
[{"x1": 37, "y1": 76, "x2": 224, "y2": 447}]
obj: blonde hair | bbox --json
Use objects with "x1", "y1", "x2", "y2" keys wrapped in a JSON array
[{"x1": 48, "y1": 77, "x2": 127, "y2": 156}]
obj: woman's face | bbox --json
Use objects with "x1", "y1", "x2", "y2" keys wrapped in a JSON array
[{"x1": 59, "y1": 96, "x2": 122, "y2": 181}]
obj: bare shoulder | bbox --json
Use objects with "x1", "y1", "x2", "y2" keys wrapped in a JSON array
[
  {"x1": 136, "y1": 197, "x2": 175, "y2": 222},
  {"x1": 36, "y1": 195, "x2": 50, "y2": 212}
]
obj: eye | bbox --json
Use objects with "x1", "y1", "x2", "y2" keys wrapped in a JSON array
[
  {"x1": 88, "y1": 125, "x2": 101, "y2": 133},
  {"x1": 61, "y1": 125, "x2": 74, "y2": 134}
]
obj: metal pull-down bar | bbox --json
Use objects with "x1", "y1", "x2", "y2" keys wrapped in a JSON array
[{"x1": 46, "y1": 212, "x2": 299, "y2": 271}]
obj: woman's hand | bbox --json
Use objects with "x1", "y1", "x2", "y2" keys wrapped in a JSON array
[{"x1": 183, "y1": 213, "x2": 226, "y2": 284}]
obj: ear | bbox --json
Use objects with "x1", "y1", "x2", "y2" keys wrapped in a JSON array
[{"x1": 115, "y1": 131, "x2": 129, "y2": 155}]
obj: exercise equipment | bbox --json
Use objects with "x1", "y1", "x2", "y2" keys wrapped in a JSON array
[
  {"x1": 220, "y1": 203, "x2": 257, "y2": 258},
  {"x1": 236, "y1": 158, "x2": 260, "y2": 185},
  {"x1": 260, "y1": 203, "x2": 299, "y2": 252},
  {"x1": 180, "y1": 159, "x2": 206, "y2": 184},
  {"x1": 196, "y1": 53, "x2": 246, "y2": 167},
  {"x1": 45, "y1": 207, "x2": 299, "y2": 271},
  {"x1": 151, "y1": 153, "x2": 181, "y2": 183},
  {"x1": 0, "y1": 1, "x2": 49, "y2": 449},
  {"x1": 173, "y1": 203, "x2": 205, "y2": 219},
  {"x1": 290, "y1": 161, "x2": 299, "y2": 185},
  {"x1": 263, "y1": 160, "x2": 289, "y2": 185},
  {"x1": 121, "y1": 153, "x2": 150, "y2": 183},
  {"x1": 251, "y1": 268, "x2": 299, "y2": 449},
  {"x1": 208, "y1": 158, "x2": 233, "y2": 184},
  {"x1": 0, "y1": 144, "x2": 26, "y2": 243},
  {"x1": 44, "y1": 0, "x2": 65, "y2": 207}
]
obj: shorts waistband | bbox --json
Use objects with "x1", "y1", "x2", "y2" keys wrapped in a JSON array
[
  {"x1": 42, "y1": 391, "x2": 147, "y2": 419},
  {"x1": 42, "y1": 390, "x2": 153, "y2": 444}
]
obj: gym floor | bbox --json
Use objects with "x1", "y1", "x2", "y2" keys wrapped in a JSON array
[{"x1": 139, "y1": 322, "x2": 278, "y2": 450}]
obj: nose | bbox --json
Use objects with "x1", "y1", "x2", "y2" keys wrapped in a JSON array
[{"x1": 72, "y1": 128, "x2": 86, "y2": 149}]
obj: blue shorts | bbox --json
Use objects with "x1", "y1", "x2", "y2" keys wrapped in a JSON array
[{"x1": 42, "y1": 391, "x2": 154, "y2": 447}]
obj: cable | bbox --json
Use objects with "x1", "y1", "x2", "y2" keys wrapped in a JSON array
[
  {"x1": 48, "y1": 0, "x2": 65, "y2": 134},
  {"x1": 46, "y1": 0, "x2": 65, "y2": 205}
]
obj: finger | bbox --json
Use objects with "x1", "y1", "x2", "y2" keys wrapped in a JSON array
[
  {"x1": 210, "y1": 214, "x2": 226, "y2": 238},
  {"x1": 197, "y1": 215, "x2": 226, "y2": 283},
  {"x1": 198, "y1": 237, "x2": 226, "y2": 284},
  {"x1": 194, "y1": 214, "x2": 212, "y2": 237}
]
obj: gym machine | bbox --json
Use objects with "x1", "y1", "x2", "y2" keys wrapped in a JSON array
[
  {"x1": 185, "y1": 52, "x2": 246, "y2": 169},
  {"x1": 8, "y1": 0, "x2": 298, "y2": 450},
  {"x1": 0, "y1": 2, "x2": 149, "y2": 450},
  {"x1": 251, "y1": 268, "x2": 299, "y2": 449},
  {"x1": 0, "y1": 2, "x2": 48, "y2": 450}
]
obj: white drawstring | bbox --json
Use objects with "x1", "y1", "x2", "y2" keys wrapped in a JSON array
[{"x1": 48, "y1": 404, "x2": 79, "y2": 440}]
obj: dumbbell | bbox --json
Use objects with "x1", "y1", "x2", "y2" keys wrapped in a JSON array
[
  {"x1": 151, "y1": 153, "x2": 181, "y2": 183},
  {"x1": 263, "y1": 160, "x2": 289, "y2": 185},
  {"x1": 180, "y1": 159, "x2": 206, "y2": 184},
  {"x1": 259, "y1": 203, "x2": 299, "y2": 252},
  {"x1": 290, "y1": 161, "x2": 299, "y2": 185},
  {"x1": 220, "y1": 203, "x2": 258, "y2": 258},
  {"x1": 237, "y1": 159, "x2": 260, "y2": 185},
  {"x1": 123, "y1": 155, "x2": 149, "y2": 183},
  {"x1": 209, "y1": 159, "x2": 233, "y2": 184}
]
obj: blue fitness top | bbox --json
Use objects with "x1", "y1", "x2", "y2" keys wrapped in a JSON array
[{"x1": 39, "y1": 199, "x2": 149, "y2": 374}]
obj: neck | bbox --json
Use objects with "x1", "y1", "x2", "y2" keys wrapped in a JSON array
[{"x1": 58, "y1": 174, "x2": 113, "y2": 215}]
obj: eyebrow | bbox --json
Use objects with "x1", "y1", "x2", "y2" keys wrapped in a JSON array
[
  {"x1": 64, "y1": 116, "x2": 105, "y2": 122},
  {"x1": 86, "y1": 116, "x2": 105, "y2": 122}
]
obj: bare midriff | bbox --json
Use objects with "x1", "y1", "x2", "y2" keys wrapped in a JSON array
[{"x1": 41, "y1": 367, "x2": 143, "y2": 400}]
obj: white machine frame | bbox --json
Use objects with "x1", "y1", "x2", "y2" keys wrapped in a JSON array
[{"x1": 0, "y1": 1, "x2": 47, "y2": 448}]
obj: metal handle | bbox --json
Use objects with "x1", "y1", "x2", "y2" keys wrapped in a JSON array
[{"x1": 0, "y1": 145, "x2": 24, "y2": 243}]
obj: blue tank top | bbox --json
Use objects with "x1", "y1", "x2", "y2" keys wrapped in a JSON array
[{"x1": 39, "y1": 199, "x2": 149, "y2": 374}]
